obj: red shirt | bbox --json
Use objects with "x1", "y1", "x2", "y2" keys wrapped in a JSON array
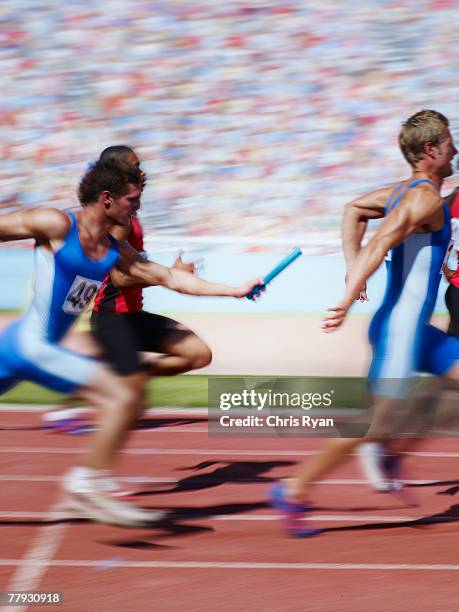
[
  {"x1": 448, "y1": 191, "x2": 459, "y2": 289},
  {"x1": 93, "y1": 216, "x2": 144, "y2": 313}
]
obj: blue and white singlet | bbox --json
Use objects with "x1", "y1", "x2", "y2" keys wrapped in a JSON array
[
  {"x1": 368, "y1": 179, "x2": 459, "y2": 397},
  {"x1": 0, "y1": 212, "x2": 119, "y2": 393}
]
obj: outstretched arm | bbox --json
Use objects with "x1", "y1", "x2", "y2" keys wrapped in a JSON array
[
  {"x1": 112, "y1": 241, "x2": 262, "y2": 298},
  {"x1": 0, "y1": 208, "x2": 69, "y2": 243},
  {"x1": 325, "y1": 188, "x2": 442, "y2": 332}
]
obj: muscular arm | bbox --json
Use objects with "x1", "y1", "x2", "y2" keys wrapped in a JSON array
[
  {"x1": 325, "y1": 188, "x2": 442, "y2": 330},
  {"x1": 0, "y1": 208, "x2": 69, "y2": 243},
  {"x1": 111, "y1": 241, "x2": 260, "y2": 298},
  {"x1": 341, "y1": 187, "x2": 390, "y2": 269}
]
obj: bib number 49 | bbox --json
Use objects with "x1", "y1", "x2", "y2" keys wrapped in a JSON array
[{"x1": 63, "y1": 275, "x2": 102, "y2": 314}]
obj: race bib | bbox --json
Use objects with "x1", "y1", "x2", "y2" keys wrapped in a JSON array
[{"x1": 62, "y1": 275, "x2": 102, "y2": 315}]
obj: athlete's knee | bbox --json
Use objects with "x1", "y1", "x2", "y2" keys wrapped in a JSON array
[
  {"x1": 186, "y1": 337, "x2": 212, "y2": 370},
  {"x1": 81, "y1": 367, "x2": 145, "y2": 412}
]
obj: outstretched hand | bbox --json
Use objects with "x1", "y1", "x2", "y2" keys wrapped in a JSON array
[
  {"x1": 358, "y1": 285, "x2": 369, "y2": 303},
  {"x1": 322, "y1": 301, "x2": 351, "y2": 333},
  {"x1": 172, "y1": 251, "x2": 196, "y2": 274},
  {"x1": 237, "y1": 278, "x2": 265, "y2": 299}
]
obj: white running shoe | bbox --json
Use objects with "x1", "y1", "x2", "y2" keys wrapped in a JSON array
[
  {"x1": 62, "y1": 469, "x2": 164, "y2": 528},
  {"x1": 92, "y1": 470, "x2": 137, "y2": 498},
  {"x1": 358, "y1": 443, "x2": 391, "y2": 492}
]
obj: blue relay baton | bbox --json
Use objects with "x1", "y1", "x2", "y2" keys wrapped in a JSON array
[{"x1": 247, "y1": 247, "x2": 302, "y2": 300}]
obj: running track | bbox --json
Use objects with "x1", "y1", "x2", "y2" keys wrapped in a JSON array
[{"x1": 1, "y1": 408, "x2": 459, "y2": 612}]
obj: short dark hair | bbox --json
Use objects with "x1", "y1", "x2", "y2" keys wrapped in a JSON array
[
  {"x1": 99, "y1": 145, "x2": 135, "y2": 163},
  {"x1": 77, "y1": 158, "x2": 142, "y2": 207},
  {"x1": 98, "y1": 145, "x2": 147, "y2": 190},
  {"x1": 399, "y1": 110, "x2": 449, "y2": 166}
]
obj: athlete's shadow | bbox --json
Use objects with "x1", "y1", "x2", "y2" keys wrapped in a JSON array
[
  {"x1": 160, "y1": 500, "x2": 268, "y2": 522},
  {"x1": 133, "y1": 460, "x2": 296, "y2": 497},
  {"x1": 398, "y1": 479, "x2": 459, "y2": 497},
  {"x1": 98, "y1": 501, "x2": 269, "y2": 547},
  {"x1": 134, "y1": 416, "x2": 208, "y2": 430},
  {"x1": 319, "y1": 504, "x2": 459, "y2": 535}
]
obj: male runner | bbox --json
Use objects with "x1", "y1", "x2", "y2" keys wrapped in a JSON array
[
  {"x1": 0, "y1": 158, "x2": 261, "y2": 526},
  {"x1": 361, "y1": 186, "x2": 459, "y2": 492},
  {"x1": 271, "y1": 109, "x2": 459, "y2": 535},
  {"x1": 93, "y1": 147, "x2": 212, "y2": 379},
  {"x1": 45, "y1": 146, "x2": 212, "y2": 443}
]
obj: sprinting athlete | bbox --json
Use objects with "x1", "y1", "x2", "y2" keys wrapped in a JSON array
[
  {"x1": 45, "y1": 146, "x2": 211, "y2": 447},
  {"x1": 92, "y1": 147, "x2": 211, "y2": 381},
  {"x1": 360, "y1": 186, "x2": 459, "y2": 492},
  {"x1": 0, "y1": 158, "x2": 261, "y2": 527},
  {"x1": 271, "y1": 109, "x2": 459, "y2": 536}
]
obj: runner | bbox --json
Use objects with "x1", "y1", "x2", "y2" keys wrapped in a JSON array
[
  {"x1": 271, "y1": 109, "x2": 459, "y2": 535},
  {"x1": 0, "y1": 158, "x2": 261, "y2": 526}
]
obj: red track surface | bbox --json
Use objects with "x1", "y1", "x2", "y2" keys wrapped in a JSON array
[{"x1": 1, "y1": 410, "x2": 459, "y2": 612}]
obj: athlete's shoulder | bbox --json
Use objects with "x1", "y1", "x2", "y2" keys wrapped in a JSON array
[{"x1": 26, "y1": 207, "x2": 71, "y2": 241}]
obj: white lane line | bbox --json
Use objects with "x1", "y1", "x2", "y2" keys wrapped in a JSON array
[
  {"x1": 0, "y1": 406, "x2": 211, "y2": 415},
  {"x1": 0, "y1": 446, "x2": 459, "y2": 458},
  {"x1": 0, "y1": 511, "x2": 430, "y2": 523},
  {"x1": 0, "y1": 475, "x2": 448, "y2": 486},
  {"x1": 0, "y1": 475, "x2": 176, "y2": 483},
  {"x1": 1, "y1": 499, "x2": 68, "y2": 612},
  {"x1": 0, "y1": 559, "x2": 459, "y2": 571}
]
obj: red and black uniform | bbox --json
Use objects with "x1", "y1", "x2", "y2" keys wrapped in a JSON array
[
  {"x1": 94, "y1": 216, "x2": 144, "y2": 314},
  {"x1": 91, "y1": 216, "x2": 182, "y2": 375},
  {"x1": 445, "y1": 193, "x2": 459, "y2": 338}
]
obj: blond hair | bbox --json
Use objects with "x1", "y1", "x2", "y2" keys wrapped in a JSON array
[{"x1": 399, "y1": 110, "x2": 449, "y2": 166}]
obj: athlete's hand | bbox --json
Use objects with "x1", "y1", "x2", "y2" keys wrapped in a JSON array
[
  {"x1": 322, "y1": 300, "x2": 352, "y2": 333},
  {"x1": 358, "y1": 284, "x2": 369, "y2": 303},
  {"x1": 173, "y1": 251, "x2": 196, "y2": 274},
  {"x1": 234, "y1": 278, "x2": 265, "y2": 299}
]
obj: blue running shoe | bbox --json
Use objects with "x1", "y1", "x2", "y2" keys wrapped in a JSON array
[{"x1": 269, "y1": 482, "x2": 320, "y2": 537}]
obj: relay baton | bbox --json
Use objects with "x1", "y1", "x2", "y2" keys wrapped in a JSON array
[{"x1": 247, "y1": 247, "x2": 302, "y2": 300}]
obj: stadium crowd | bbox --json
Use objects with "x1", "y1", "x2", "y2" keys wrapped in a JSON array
[{"x1": 0, "y1": 0, "x2": 458, "y2": 251}]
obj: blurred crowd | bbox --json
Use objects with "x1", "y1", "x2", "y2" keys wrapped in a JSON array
[{"x1": 1, "y1": 0, "x2": 458, "y2": 252}]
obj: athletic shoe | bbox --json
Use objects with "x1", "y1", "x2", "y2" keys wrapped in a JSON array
[
  {"x1": 358, "y1": 443, "x2": 391, "y2": 492},
  {"x1": 62, "y1": 471, "x2": 164, "y2": 527},
  {"x1": 269, "y1": 482, "x2": 320, "y2": 537},
  {"x1": 42, "y1": 409, "x2": 92, "y2": 435},
  {"x1": 381, "y1": 454, "x2": 418, "y2": 507},
  {"x1": 93, "y1": 471, "x2": 137, "y2": 498}
]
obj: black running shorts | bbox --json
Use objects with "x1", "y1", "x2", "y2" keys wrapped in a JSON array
[{"x1": 90, "y1": 311, "x2": 191, "y2": 376}]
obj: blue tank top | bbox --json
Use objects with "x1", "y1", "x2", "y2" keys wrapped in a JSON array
[
  {"x1": 22, "y1": 212, "x2": 119, "y2": 342},
  {"x1": 377, "y1": 179, "x2": 451, "y2": 325}
]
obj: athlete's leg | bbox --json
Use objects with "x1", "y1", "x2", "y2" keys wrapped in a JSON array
[
  {"x1": 61, "y1": 329, "x2": 102, "y2": 358},
  {"x1": 76, "y1": 368, "x2": 149, "y2": 471},
  {"x1": 289, "y1": 438, "x2": 361, "y2": 502},
  {"x1": 132, "y1": 312, "x2": 212, "y2": 376},
  {"x1": 43, "y1": 330, "x2": 102, "y2": 432},
  {"x1": 146, "y1": 325, "x2": 212, "y2": 375}
]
